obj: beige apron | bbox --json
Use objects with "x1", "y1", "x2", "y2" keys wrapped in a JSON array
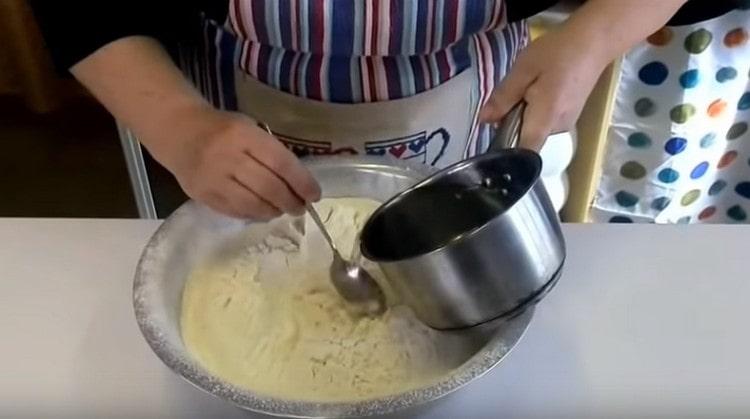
[{"x1": 234, "y1": 67, "x2": 478, "y2": 169}]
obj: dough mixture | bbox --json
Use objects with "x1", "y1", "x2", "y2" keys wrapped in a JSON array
[{"x1": 181, "y1": 198, "x2": 467, "y2": 402}]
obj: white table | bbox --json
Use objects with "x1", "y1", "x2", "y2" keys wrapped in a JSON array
[{"x1": 2, "y1": 220, "x2": 749, "y2": 418}]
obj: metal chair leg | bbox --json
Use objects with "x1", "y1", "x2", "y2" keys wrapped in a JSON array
[{"x1": 117, "y1": 124, "x2": 158, "y2": 219}]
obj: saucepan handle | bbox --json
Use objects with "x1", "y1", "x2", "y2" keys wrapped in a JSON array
[{"x1": 488, "y1": 101, "x2": 526, "y2": 152}]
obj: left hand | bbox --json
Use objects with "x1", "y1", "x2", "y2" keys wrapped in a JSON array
[{"x1": 479, "y1": 25, "x2": 612, "y2": 151}]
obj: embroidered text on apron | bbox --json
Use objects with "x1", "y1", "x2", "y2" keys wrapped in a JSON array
[{"x1": 235, "y1": 66, "x2": 475, "y2": 168}]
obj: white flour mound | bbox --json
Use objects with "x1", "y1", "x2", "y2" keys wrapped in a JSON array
[{"x1": 181, "y1": 198, "x2": 468, "y2": 402}]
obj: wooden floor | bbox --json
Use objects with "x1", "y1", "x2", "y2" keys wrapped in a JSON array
[{"x1": 0, "y1": 95, "x2": 138, "y2": 218}]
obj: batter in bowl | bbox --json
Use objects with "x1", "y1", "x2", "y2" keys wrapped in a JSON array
[{"x1": 180, "y1": 198, "x2": 469, "y2": 402}]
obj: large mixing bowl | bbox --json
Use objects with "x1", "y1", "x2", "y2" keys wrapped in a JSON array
[{"x1": 133, "y1": 156, "x2": 534, "y2": 418}]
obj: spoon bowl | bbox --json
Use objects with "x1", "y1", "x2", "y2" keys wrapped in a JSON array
[{"x1": 306, "y1": 203, "x2": 386, "y2": 316}]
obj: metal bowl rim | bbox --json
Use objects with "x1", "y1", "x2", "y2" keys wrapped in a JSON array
[{"x1": 133, "y1": 157, "x2": 535, "y2": 418}]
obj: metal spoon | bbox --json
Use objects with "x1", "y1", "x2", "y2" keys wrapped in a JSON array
[
  {"x1": 305, "y1": 203, "x2": 386, "y2": 316},
  {"x1": 261, "y1": 124, "x2": 386, "y2": 316}
]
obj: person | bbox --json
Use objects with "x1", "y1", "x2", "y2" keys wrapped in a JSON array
[
  {"x1": 588, "y1": 1, "x2": 750, "y2": 224},
  {"x1": 31, "y1": 0, "x2": 687, "y2": 220}
]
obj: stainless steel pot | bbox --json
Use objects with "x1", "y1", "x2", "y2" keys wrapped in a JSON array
[
  {"x1": 133, "y1": 156, "x2": 534, "y2": 418},
  {"x1": 360, "y1": 104, "x2": 566, "y2": 330}
]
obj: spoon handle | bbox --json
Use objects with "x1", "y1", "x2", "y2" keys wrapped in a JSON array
[
  {"x1": 305, "y1": 204, "x2": 344, "y2": 260},
  {"x1": 259, "y1": 123, "x2": 345, "y2": 263}
]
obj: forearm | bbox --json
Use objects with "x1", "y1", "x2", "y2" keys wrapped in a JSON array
[
  {"x1": 561, "y1": 0, "x2": 687, "y2": 62},
  {"x1": 71, "y1": 36, "x2": 211, "y2": 167},
  {"x1": 69, "y1": 35, "x2": 318, "y2": 219}
]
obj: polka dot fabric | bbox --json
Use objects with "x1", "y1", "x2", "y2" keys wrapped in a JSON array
[{"x1": 591, "y1": 7, "x2": 750, "y2": 224}]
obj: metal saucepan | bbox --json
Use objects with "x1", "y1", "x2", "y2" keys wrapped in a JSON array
[{"x1": 360, "y1": 103, "x2": 566, "y2": 330}]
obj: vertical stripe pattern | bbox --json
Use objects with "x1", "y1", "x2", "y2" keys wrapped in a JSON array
[
  {"x1": 190, "y1": 0, "x2": 524, "y2": 113},
  {"x1": 226, "y1": 0, "x2": 513, "y2": 103},
  {"x1": 466, "y1": 19, "x2": 528, "y2": 157},
  {"x1": 180, "y1": 17, "x2": 240, "y2": 111}
]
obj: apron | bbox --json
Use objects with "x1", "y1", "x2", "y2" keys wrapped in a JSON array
[
  {"x1": 591, "y1": 7, "x2": 750, "y2": 224},
  {"x1": 179, "y1": 1, "x2": 573, "y2": 211},
  {"x1": 234, "y1": 66, "x2": 474, "y2": 168},
  {"x1": 183, "y1": 0, "x2": 529, "y2": 170}
]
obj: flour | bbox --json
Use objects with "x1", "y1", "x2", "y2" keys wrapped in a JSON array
[{"x1": 180, "y1": 198, "x2": 467, "y2": 402}]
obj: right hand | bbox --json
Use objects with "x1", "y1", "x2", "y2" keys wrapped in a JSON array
[
  {"x1": 66, "y1": 36, "x2": 319, "y2": 220},
  {"x1": 153, "y1": 105, "x2": 321, "y2": 220}
]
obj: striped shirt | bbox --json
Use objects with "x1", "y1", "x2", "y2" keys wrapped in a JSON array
[{"x1": 224, "y1": 0, "x2": 512, "y2": 103}]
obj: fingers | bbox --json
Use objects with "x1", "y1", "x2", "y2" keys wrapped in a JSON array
[
  {"x1": 233, "y1": 155, "x2": 306, "y2": 216},
  {"x1": 247, "y1": 132, "x2": 322, "y2": 203},
  {"x1": 171, "y1": 109, "x2": 322, "y2": 220},
  {"x1": 479, "y1": 62, "x2": 536, "y2": 123},
  {"x1": 518, "y1": 93, "x2": 556, "y2": 152}
]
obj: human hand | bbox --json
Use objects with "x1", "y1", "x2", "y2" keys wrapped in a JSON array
[
  {"x1": 479, "y1": 25, "x2": 611, "y2": 151},
  {"x1": 66, "y1": 37, "x2": 320, "y2": 220},
  {"x1": 154, "y1": 105, "x2": 321, "y2": 220}
]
